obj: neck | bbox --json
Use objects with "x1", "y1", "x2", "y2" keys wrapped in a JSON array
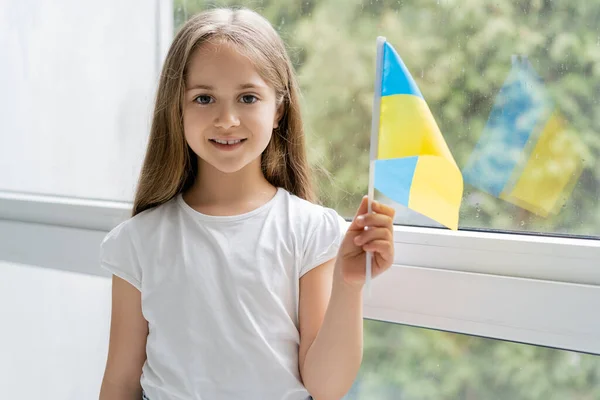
[{"x1": 183, "y1": 157, "x2": 277, "y2": 214}]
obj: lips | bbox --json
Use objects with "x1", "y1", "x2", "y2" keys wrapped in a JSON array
[
  {"x1": 208, "y1": 138, "x2": 247, "y2": 151},
  {"x1": 209, "y1": 138, "x2": 246, "y2": 145}
]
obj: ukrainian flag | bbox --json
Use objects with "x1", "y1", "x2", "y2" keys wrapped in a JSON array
[
  {"x1": 370, "y1": 37, "x2": 463, "y2": 230},
  {"x1": 462, "y1": 56, "x2": 584, "y2": 217}
]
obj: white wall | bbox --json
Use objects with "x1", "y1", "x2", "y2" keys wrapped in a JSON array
[
  {"x1": 0, "y1": 0, "x2": 172, "y2": 202},
  {"x1": 0, "y1": 261, "x2": 112, "y2": 399}
]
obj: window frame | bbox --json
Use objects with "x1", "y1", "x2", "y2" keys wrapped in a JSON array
[{"x1": 2, "y1": 190, "x2": 599, "y2": 355}]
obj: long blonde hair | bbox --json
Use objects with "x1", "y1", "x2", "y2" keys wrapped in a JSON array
[{"x1": 132, "y1": 8, "x2": 314, "y2": 216}]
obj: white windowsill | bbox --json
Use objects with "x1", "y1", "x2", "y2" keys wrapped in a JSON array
[
  {"x1": 2, "y1": 189, "x2": 598, "y2": 284},
  {"x1": 0, "y1": 190, "x2": 131, "y2": 231}
]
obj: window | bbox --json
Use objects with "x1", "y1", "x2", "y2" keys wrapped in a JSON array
[
  {"x1": 174, "y1": 0, "x2": 600, "y2": 377},
  {"x1": 184, "y1": 0, "x2": 600, "y2": 238},
  {"x1": 350, "y1": 320, "x2": 600, "y2": 399}
]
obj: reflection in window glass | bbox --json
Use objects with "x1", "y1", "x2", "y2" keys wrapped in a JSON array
[
  {"x1": 0, "y1": 0, "x2": 171, "y2": 201},
  {"x1": 177, "y1": 0, "x2": 600, "y2": 237},
  {"x1": 345, "y1": 320, "x2": 600, "y2": 400}
]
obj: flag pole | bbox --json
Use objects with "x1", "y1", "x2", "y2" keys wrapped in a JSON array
[{"x1": 366, "y1": 36, "x2": 386, "y2": 296}]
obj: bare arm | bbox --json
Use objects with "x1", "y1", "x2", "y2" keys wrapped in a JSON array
[
  {"x1": 298, "y1": 260, "x2": 363, "y2": 400},
  {"x1": 99, "y1": 276, "x2": 148, "y2": 400},
  {"x1": 299, "y1": 198, "x2": 395, "y2": 400}
]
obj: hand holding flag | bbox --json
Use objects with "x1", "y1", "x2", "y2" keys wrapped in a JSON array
[{"x1": 334, "y1": 196, "x2": 395, "y2": 289}]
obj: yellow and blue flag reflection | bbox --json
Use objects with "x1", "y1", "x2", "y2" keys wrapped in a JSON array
[{"x1": 463, "y1": 56, "x2": 585, "y2": 217}]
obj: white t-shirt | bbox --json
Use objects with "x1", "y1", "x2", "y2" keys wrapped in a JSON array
[{"x1": 100, "y1": 188, "x2": 346, "y2": 400}]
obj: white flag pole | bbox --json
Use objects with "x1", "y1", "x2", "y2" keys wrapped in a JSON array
[{"x1": 366, "y1": 36, "x2": 386, "y2": 296}]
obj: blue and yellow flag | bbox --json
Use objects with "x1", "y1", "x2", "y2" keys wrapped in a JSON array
[
  {"x1": 462, "y1": 56, "x2": 584, "y2": 217},
  {"x1": 370, "y1": 37, "x2": 463, "y2": 230}
]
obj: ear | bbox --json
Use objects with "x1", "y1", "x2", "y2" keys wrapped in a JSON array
[{"x1": 274, "y1": 103, "x2": 284, "y2": 129}]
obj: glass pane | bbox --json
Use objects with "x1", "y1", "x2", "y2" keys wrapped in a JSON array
[
  {"x1": 176, "y1": 1, "x2": 600, "y2": 237},
  {"x1": 0, "y1": 0, "x2": 170, "y2": 201},
  {"x1": 344, "y1": 319, "x2": 600, "y2": 400}
]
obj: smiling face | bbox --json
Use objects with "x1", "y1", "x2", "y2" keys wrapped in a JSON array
[{"x1": 183, "y1": 40, "x2": 282, "y2": 175}]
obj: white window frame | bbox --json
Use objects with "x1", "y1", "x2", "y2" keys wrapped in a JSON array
[{"x1": 2, "y1": 190, "x2": 599, "y2": 355}]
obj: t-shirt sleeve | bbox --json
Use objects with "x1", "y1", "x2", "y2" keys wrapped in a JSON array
[
  {"x1": 300, "y1": 207, "x2": 347, "y2": 277},
  {"x1": 99, "y1": 221, "x2": 143, "y2": 291}
]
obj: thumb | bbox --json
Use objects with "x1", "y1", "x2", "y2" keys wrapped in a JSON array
[{"x1": 348, "y1": 195, "x2": 370, "y2": 231}]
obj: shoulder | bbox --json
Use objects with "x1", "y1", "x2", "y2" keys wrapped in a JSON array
[
  {"x1": 100, "y1": 197, "x2": 180, "y2": 289},
  {"x1": 276, "y1": 190, "x2": 347, "y2": 276},
  {"x1": 101, "y1": 197, "x2": 179, "y2": 263},
  {"x1": 278, "y1": 189, "x2": 346, "y2": 233}
]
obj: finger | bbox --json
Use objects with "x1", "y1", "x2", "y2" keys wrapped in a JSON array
[
  {"x1": 348, "y1": 195, "x2": 370, "y2": 231},
  {"x1": 355, "y1": 212, "x2": 394, "y2": 229},
  {"x1": 362, "y1": 240, "x2": 394, "y2": 262},
  {"x1": 373, "y1": 254, "x2": 393, "y2": 278},
  {"x1": 354, "y1": 226, "x2": 393, "y2": 246},
  {"x1": 372, "y1": 201, "x2": 396, "y2": 219}
]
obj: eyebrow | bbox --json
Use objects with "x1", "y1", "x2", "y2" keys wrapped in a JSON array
[{"x1": 186, "y1": 83, "x2": 266, "y2": 91}]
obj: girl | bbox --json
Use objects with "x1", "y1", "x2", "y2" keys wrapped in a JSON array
[{"x1": 99, "y1": 7, "x2": 395, "y2": 400}]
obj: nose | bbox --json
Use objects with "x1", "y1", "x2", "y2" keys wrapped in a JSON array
[{"x1": 214, "y1": 103, "x2": 240, "y2": 130}]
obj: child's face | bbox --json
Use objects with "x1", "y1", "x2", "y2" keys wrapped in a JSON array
[{"x1": 183, "y1": 40, "x2": 282, "y2": 175}]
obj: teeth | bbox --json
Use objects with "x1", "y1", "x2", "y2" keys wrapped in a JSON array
[{"x1": 213, "y1": 139, "x2": 242, "y2": 145}]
